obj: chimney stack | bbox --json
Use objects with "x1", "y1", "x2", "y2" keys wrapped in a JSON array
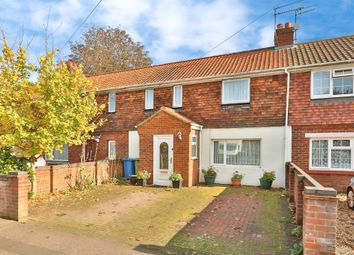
[{"x1": 274, "y1": 22, "x2": 296, "y2": 48}]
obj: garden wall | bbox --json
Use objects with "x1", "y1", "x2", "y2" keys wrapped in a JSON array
[
  {"x1": 0, "y1": 172, "x2": 28, "y2": 222},
  {"x1": 35, "y1": 160, "x2": 119, "y2": 195},
  {"x1": 286, "y1": 163, "x2": 338, "y2": 255}
]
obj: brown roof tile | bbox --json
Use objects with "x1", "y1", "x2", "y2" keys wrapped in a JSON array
[{"x1": 90, "y1": 34, "x2": 354, "y2": 90}]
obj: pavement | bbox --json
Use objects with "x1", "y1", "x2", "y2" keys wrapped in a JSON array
[{"x1": 0, "y1": 219, "x2": 150, "y2": 255}]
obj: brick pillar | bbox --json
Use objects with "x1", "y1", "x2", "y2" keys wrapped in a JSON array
[
  {"x1": 303, "y1": 191, "x2": 338, "y2": 255},
  {"x1": 295, "y1": 174, "x2": 304, "y2": 224},
  {"x1": 0, "y1": 172, "x2": 29, "y2": 222},
  {"x1": 288, "y1": 166, "x2": 295, "y2": 202}
]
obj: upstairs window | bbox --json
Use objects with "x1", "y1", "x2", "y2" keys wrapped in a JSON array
[
  {"x1": 173, "y1": 86, "x2": 183, "y2": 108},
  {"x1": 45, "y1": 145, "x2": 68, "y2": 162},
  {"x1": 222, "y1": 79, "x2": 250, "y2": 104},
  {"x1": 108, "y1": 91, "x2": 116, "y2": 112},
  {"x1": 311, "y1": 68, "x2": 354, "y2": 98},
  {"x1": 145, "y1": 88, "x2": 154, "y2": 110}
]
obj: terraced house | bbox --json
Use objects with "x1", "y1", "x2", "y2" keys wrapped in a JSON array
[{"x1": 68, "y1": 23, "x2": 354, "y2": 191}]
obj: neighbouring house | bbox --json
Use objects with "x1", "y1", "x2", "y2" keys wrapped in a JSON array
[{"x1": 68, "y1": 22, "x2": 354, "y2": 191}]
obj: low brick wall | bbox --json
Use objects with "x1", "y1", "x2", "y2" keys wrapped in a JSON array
[
  {"x1": 286, "y1": 163, "x2": 338, "y2": 255},
  {"x1": 0, "y1": 172, "x2": 29, "y2": 222},
  {"x1": 35, "y1": 160, "x2": 118, "y2": 195}
]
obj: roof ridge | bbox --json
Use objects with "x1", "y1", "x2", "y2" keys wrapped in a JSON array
[
  {"x1": 87, "y1": 46, "x2": 274, "y2": 78},
  {"x1": 88, "y1": 33, "x2": 354, "y2": 78},
  {"x1": 295, "y1": 33, "x2": 354, "y2": 46}
]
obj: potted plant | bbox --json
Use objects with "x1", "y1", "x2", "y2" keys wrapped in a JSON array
[
  {"x1": 231, "y1": 171, "x2": 244, "y2": 187},
  {"x1": 136, "y1": 170, "x2": 151, "y2": 186},
  {"x1": 202, "y1": 166, "x2": 217, "y2": 185},
  {"x1": 259, "y1": 171, "x2": 276, "y2": 189},
  {"x1": 169, "y1": 172, "x2": 183, "y2": 188}
]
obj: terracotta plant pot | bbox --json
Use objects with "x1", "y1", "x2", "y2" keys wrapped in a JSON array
[{"x1": 231, "y1": 178, "x2": 241, "y2": 187}]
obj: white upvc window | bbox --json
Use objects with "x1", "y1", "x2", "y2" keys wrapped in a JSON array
[
  {"x1": 145, "y1": 88, "x2": 154, "y2": 110},
  {"x1": 108, "y1": 140, "x2": 116, "y2": 160},
  {"x1": 310, "y1": 138, "x2": 353, "y2": 170},
  {"x1": 311, "y1": 68, "x2": 354, "y2": 99},
  {"x1": 213, "y1": 140, "x2": 260, "y2": 166},
  {"x1": 108, "y1": 91, "x2": 116, "y2": 112},
  {"x1": 173, "y1": 85, "x2": 183, "y2": 108},
  {"x1": 45, "y1": 144, "x2": 68, "y2": 162},
  {"x1": 222, "y1": 79, "x2": 250, "y2": 104},
  {"x1": 191, "y1": 135, "x2": 198, "y2": 159}
]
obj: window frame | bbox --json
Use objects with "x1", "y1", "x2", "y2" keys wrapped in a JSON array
[
  {"x1": 108, "y1": 91, "x2": 116, "y2": 113},
  {"x1": 172, "y1": 85, "x2": 183, "y2": 108},
  {"x1": 311, "y1": 68, "x2": 354, "y2": 99},
  {"x1": 108, "y1": 140, "x2": 116, "y2": 160},
  {"x1": 212, "y1": 139, "x2": 261, "y2": 167},
  {"x1": 191, "y1": 135, "x2": 198, "y2": 160},
  {"x1": 45, "y1": 144, "x2": 69, "y2": 162},
  {"x1": 221, "y1": 78, "x2": 250, "y2": 105},
  {"x1": 309, "y1": 138, "x2": 353, "y2": 171},
  {"x1": 145, "y1": 88, "x2": 154, "y2": 110}
]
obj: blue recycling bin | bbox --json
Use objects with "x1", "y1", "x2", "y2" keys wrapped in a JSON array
[{"x1": 123, "y1": 158, "x2": 135, "y2": 179}]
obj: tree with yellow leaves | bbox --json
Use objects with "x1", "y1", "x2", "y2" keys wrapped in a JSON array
[{"x1": 0, "y1": 38, "x2": 104, "y2": 193}]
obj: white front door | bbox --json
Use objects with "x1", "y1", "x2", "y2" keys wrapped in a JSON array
[{"x1": 153, "y1": 135, "x2": 173, "y2": 186}]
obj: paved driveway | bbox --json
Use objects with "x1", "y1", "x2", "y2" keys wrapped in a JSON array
[{"x1": 1, "y1": 185, "x2": 296, "y2": 255}]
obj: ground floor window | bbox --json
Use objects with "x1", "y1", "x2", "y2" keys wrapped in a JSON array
[
  {"x1": 213, "y1": 140, "x2": 260, "y2": 166},
  {"x1": 45, "y1": 144, "x2": 68, "y2": 162},
  {"x1": 191, "y1": 135, "x2": 198, "y2": 159},
  {"x1": 310, "y1": 138, "x2": 352, "y2": 170},
  {"x1": 108, "y1": 140, "x2": 116, "y2": 160}
]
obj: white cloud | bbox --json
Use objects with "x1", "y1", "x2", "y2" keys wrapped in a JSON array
[
  {"x1": 0, "y1": 0, "x2": 277, "y2": 64},
  {"x1": 258, "y1": 25, "x2": 274, "y2": 48}
]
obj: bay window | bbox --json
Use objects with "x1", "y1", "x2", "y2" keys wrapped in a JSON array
[
  {"x1": 311, "y1": 68, "x2": 354, "y2": 98},
  {"x1": 213, "y1": 140, "x2": 260, "y2": 166},
  {"x1": 310, "y1": 139, "x2": 352, "y2": 170}
]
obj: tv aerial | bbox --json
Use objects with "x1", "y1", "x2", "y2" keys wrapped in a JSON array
[{"x1": 273, "y1": 0, "x2": 316, "y2": 41}]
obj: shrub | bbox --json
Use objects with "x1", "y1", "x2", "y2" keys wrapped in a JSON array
[
  {"x1": 112, "y1": 176, "x2": 124, "y2": 185},
  {"x1": 231, "y1": 171, "x2": 244, "y2": 180},
  {"x1": 0, "y1": 146, "x2": 29, "y2": 174},
  {"x1": 169, "y1": 172, "x2": 183, "y2": 181},
  {"x1": 260, "y1": 171, "x2": 276, "y2": 182},
  {"x1": 291, "y1": 226, "x2": 303, "y2": 238},
  {"x1": 289, "y1": 243, "x2": 303, "y2": 255},
  {"x1": 136, "y1": 170, "x2": 151, "y2": 180},
  {"x1": 202, "y1": 166, "x2": 217, "y2": 177}
]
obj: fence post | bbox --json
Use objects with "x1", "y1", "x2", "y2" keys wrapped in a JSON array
[
  {"x1": 303, "y1": 187, "x2": 338, "y2": 255},
  {"x1": 288, "y1": 166, "x2": 295, "y2": 202},
  {"x1": 295, "y1": 174, "x2": 304, "y2": 224}
]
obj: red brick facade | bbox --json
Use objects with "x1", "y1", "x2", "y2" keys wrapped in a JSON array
[
  {"x1": 137, "y1": 110, "x2": 199, "y2": 187},
  {"x1": 288, "y1": 71, "x2": 354, "y2": 192}
]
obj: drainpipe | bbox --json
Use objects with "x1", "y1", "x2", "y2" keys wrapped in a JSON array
[
  {"x1": 284, "y1": 68, "x2": 290, "y2": 185},
  {"x1": 199, "y1": 126, "x2": 203, "y2": 184}
]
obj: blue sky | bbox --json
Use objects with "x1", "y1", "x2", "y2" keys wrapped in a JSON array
[{"x1": 0, "y1": 0, "x2": 353, "y2": 65}]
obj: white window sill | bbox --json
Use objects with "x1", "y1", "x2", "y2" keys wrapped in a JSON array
[
  {"x1": 311, "y1": 94, "x2": 354, "y2": 100},
  {"x1": 309, "y1": 167, "x2": 354, "y2": 172}
]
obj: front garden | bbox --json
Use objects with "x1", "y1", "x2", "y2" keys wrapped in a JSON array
[{"x1": 29, "y1": 183, "x2": 298, "y2": 255}]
